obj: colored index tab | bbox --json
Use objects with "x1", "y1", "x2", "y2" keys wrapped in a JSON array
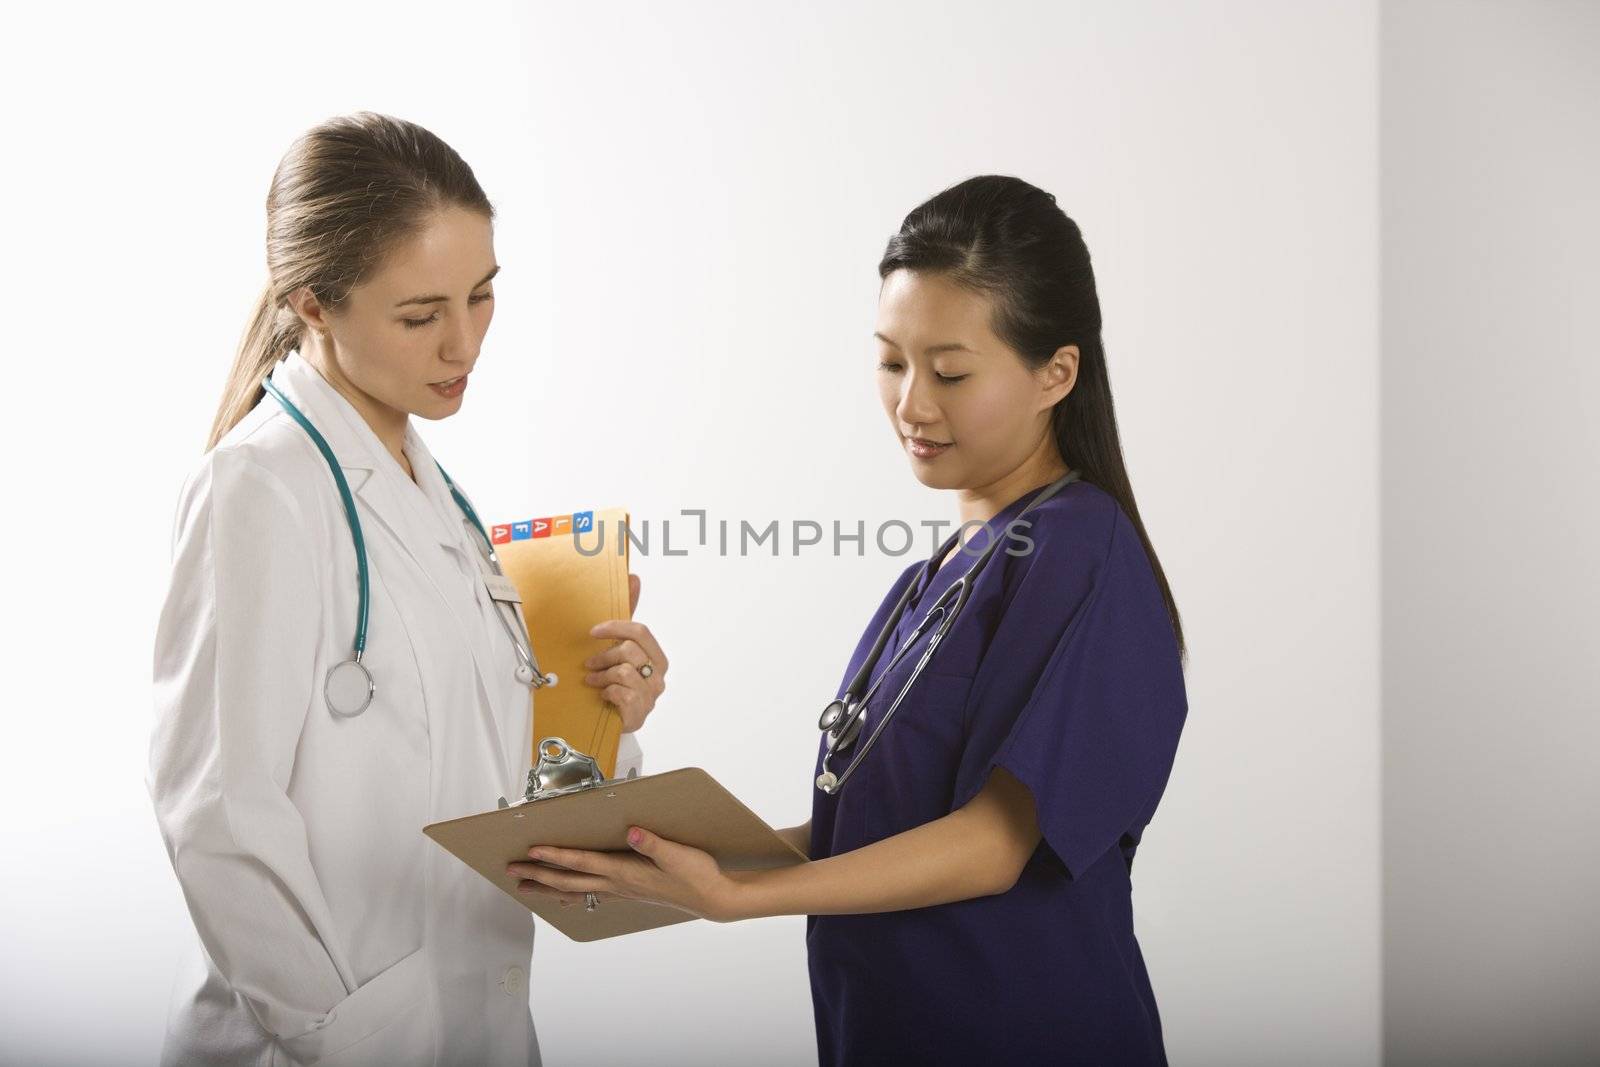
[{"x1": 491, "y1": 524, "x2": 512, "y2": 545}]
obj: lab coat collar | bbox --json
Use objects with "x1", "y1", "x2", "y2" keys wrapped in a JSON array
[
  {"x1": 265, "y1": 351, "x2": 516, "y2": 782},
  {"x1": 264, "y1": 349, "x2": 470, "y2": 562}
]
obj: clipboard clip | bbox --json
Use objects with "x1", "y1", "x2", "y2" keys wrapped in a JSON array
[{"x1": 498, "y1": 737, "x2": 606, "y2": 808}]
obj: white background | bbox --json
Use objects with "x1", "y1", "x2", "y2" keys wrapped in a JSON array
[{"x1": 4, "y1": 2, "x2": 1581, "y2": 1065}]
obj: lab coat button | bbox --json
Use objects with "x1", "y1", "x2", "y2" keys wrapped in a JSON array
[{"x1": 501, "y1": 965, "x2": 525, "y2": 996}]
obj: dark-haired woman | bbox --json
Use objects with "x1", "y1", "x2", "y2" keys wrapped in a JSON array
[
  {"x1": 147, "y1": 113, "x2": 669, "y2": 1066},
  {"x1": 507, "y1": 175, "x2": 1189, "y2": 1065}
]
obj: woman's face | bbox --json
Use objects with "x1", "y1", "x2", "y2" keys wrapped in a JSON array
[
  {"x1": 306, "y1": 204, "x2": 498, "y2": 423},
  {"x1": 874, "y1": 269, "x2": 1074, "y2": 491}
]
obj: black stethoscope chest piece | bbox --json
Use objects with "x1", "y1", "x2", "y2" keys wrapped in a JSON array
[{"x1": 815, "y1": 469, "x2": 1081, "y2": 795}]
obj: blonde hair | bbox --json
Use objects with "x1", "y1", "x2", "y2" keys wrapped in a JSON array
[{"x1": 207, "y1": 112, "x2": 495, "y2": 451}]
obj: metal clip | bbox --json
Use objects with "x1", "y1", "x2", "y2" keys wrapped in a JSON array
[{"x1": 501, "y1": 737, "x2": 606, "y2": 807}]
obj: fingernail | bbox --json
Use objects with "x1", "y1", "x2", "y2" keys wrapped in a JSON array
[
  {"x1": 527, "y1": 849, "x2": 542, "y2": 860},
  {"x1": 627, "y1": 828, "x2": 642, "y2": 846}
]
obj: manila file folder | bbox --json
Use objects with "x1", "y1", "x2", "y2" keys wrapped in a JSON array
[
  {"x1": 492, "y1": 508, "x2": 631, "y2": 779},
  {"x1": 423, "y1": 743, "x2": 807, "y2": 942},
  {"x1": 440, "y1": 507, "x2": 805, "y2": 940}
]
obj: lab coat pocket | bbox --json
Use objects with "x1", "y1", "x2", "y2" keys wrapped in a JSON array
[{"x1": 276, "y1": 946, "x2": 434, "y2": 1066}]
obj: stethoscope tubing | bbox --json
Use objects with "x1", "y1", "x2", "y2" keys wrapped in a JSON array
[
  {"x1": 821, "y1": 579, "x2": 968, "y2": 794},
  {"x1": 263, "y1": 376, "x2": 550, "y2": 711},
  {"x1": 446, "y1": 489, "x2": 545, "y2": 687},
  {"x1": 263, "y1": 378, "x2": 371, "y2": 661},
  {"x1": 817, "y1": 468, "x2": 1082, "y2": 794}
]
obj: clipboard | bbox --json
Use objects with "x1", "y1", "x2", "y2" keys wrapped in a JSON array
[{"x1": 423, "y1": 738, "x2": 807, "y2": 941}]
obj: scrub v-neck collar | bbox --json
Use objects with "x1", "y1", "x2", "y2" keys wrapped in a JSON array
[{"x1": 904, "y1": 480, "x2": 1058, "y2": 609}]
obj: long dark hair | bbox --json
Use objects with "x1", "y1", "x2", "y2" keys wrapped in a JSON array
[
  {"x1": 207, "y1": 111, "x2": 495, "y2": 451},
  {"x1": 879, "y1": 175, "x2": 1185, "y2": 662}
]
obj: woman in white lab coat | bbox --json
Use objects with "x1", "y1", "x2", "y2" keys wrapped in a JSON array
[{"x1": 147, "y1": 112, "x2": 668, "y2": 1067}]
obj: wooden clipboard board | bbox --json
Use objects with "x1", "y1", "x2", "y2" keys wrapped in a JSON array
[{"x1": 423, "y1": 767, "x2": 806, "y2": 942}]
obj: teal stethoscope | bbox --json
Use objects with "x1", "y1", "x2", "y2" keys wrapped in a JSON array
[
  {"x1": 815, "y1": 468, "x2": 1081, "y2": 795},
  {"x1": 262, "y1": 378, "x2": 558, "y2": 718}
]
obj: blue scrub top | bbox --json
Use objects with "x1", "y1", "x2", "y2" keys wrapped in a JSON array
[{"x1": 807, "y1": 479, "x2": 1188, "y2": 1066}]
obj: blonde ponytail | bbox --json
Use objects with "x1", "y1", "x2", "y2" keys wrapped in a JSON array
[{"x1": 205, "y1": 282, "x2": 304, "y2": 451}]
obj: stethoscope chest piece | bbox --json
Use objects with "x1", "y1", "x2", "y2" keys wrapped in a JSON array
[
  {"x1": 818, "y1": 698, "x2": 864, "y2": 752},
  {"x1": 812, "y1": 467, "x2": 1084, "y2": 795},
  {"x1": 817, "y1": 698, "x2": 865, "y2": 794},
  {"x1": 325, "y1": 658, "x2": 376, "y2": 717},
  {"x1": 818, "y1": 699, "x2": 846, "y2": 732}
]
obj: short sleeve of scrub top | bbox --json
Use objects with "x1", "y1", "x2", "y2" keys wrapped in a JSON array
[{"x1": 806, "y1": 479, "x2": 1189, "y2": 1067}]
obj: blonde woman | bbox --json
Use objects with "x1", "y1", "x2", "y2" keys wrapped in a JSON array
[{"x1": 147, "y1": 112, "x2": 668, "y2": 1067}]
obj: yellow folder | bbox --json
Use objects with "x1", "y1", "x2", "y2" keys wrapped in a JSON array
[{"x1": 492, "y1": 508, "x2": 631, "y2": 778}]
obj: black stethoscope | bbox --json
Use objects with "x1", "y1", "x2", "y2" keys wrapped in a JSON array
[{"x1": 815, "y1": 469, "x2": 1082, "y2": 794}]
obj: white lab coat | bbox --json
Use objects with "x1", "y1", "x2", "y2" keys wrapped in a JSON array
[{"x1": 148, "y1": 349, "x2": 641, "y2": 1067}]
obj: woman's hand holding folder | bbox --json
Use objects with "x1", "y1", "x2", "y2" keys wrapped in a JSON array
[{"x1": 579, "y1": 574, "x2": 668, "y2": 733}]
